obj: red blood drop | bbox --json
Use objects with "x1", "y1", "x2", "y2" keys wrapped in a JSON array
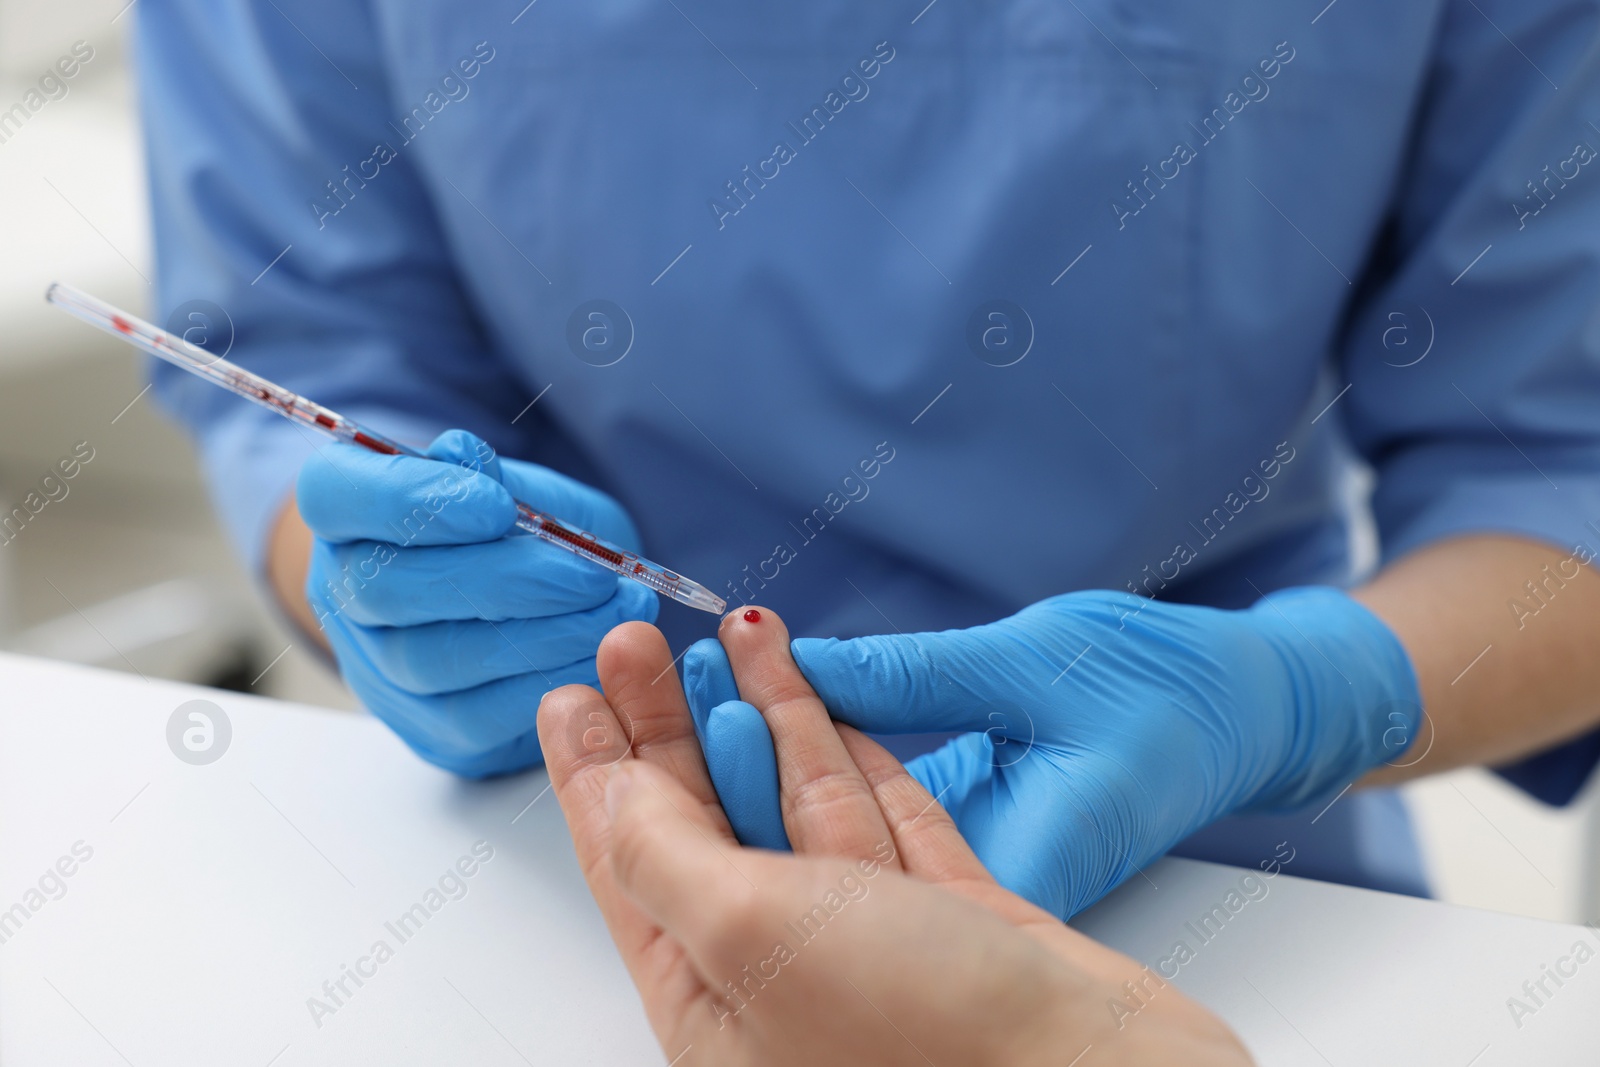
[
  {"x1": 743, "y1": 609, "x2": 762, "y2": 623},
  {"x1": 112, "y1": 315, "x2": 132, "y2": 334}
]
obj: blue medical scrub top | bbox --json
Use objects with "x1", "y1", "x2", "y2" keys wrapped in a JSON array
[{"x1": 136, "y1": 0, "x2": 1600, "y2": 898}]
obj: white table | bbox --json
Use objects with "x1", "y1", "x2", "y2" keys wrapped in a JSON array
[{"x1": 1, "y1": 653, "x2": 1594, "y2": 1065}]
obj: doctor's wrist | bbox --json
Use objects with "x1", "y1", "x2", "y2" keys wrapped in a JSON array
[
  {"x1": 1239, "y1": 585, "x2": 1422, "y2": 813},
  {"x1": 267, "y1": 494, "x2": 330, "y2": 653}
]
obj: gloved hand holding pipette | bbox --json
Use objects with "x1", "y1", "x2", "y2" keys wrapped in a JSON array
[
  {"x1": 46, "y1": 285, "x2": 725, "y2": 778},
  {"x1": 297, "y1": 429, "x2": 659, "y2": 777}
]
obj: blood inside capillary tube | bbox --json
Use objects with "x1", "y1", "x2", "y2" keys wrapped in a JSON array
[
  {"x1": 533, "y1": 516, "x2": 627, "y2": 567},
  {"x1": 352, "y1": 431, "x2": 400, "y2": 454},
  {"x1": 44, "y1": 280, "x2": 728, "y2": 613}
]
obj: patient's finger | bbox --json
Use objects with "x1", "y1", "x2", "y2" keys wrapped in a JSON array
[
  {"x1": 596, "y1": 622, "x2": 732, "y2": 834},
  {"x1": 718, "y1": 606, "x2": 900, "y2": 867},
  {"x1": 836, "y1": 725, "x2": 994, "y2": 887},
  {"x1": 539, "y1": 682, "x2": 633, "y2": 793},
  {"x1": 536, "y1": 684, "x2": 643, "y2": 927},
  {"x1": 539, "y1": 687, "x2": 730, "y2": 1043},
  {"x1": 837, "y1": 725, "x2": 1068, "y2": 934},
  {"x1": 607, "y1": 760, "x2": 766, "y2": 977}
]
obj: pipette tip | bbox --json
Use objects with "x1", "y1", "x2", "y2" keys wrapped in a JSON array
[{"x1": 672, "y1": 578, "x2": 727, "y2": 615}]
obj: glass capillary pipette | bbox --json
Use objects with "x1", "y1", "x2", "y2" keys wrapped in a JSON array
[{"x1": 46, "y1": 283, "x2": 727, "y2": 615}]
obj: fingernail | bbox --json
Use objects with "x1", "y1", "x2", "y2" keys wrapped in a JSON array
[{"x1": 605, "y1": 763, "x2": 639, "y2": 819}]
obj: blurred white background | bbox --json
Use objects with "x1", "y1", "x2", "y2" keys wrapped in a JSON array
[
  {"x1": 0, "y1": 2, "x2": 354, "y2": 705},
  {"x1": 1, "y1": 0, "x2": 1595, "y2": 924}
]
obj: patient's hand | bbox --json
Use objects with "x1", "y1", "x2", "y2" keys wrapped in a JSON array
[{"x1": 537, "y1": 607, "x2": 1250, "y2": 1067}]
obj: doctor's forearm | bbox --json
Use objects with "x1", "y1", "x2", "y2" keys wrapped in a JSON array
[
  {"x1": 1352, "y1": 535, "x2": 1600, "y2": 788},
  {"x1": 267, "y1": 497, "x2": 329, "y2": 653}
]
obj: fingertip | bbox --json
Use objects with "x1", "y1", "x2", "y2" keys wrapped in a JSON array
[
  {"x1": 719, "y1": 604, "x2": 824, "y2": 720},
  {"x1": 536, "y1": 683, "x2": 626, "y2": 781},
  {"x1": 536, "y1": 682, "x2": 596, "y2": 737},
  {"x1": 788, "y1": 635, "x2": 840, "y2": 669},
  {"x1": 681, "y1": 638, "x2": 735, "y2": 736},
  {"x1": 704, "y1": 700, "x2": 790, "y2": 851},
  {"x1": 717, "y1": 603, "x2": 791, "y2": 650},
  {"x1": 437, "y1": 465, "x2": 519, "y2": 541},
  {"x1": 596, "y1": 620, "x2": 673, "y2": 684},
  {"x1": 789, "y1": 634, "x2": 920, "y2": 731},
  {"x1": 426, "y1": 429, "x2": 503, "y2": 481},
  {"x1": 682, "y1": 637, "x2": 732, "y2": 685},
  {"x1": 787, "y1": 636, "x2": 847, "y2": 692},
  {"x1": 718, "y1": 606, "x2": 808, "y2": 705},
  {"x1": 538, "y1": 680, "x2": 598, "y2": 711}
]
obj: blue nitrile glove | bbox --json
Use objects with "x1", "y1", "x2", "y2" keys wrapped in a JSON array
[
  {"x1": 683, "y1": 638, "x2": 790, "y2": 850},
  {"x1": 688, "y1": 587, "x2": 1420, "y2": 917},
  {"x1": 298, "y1": 429, "x2": 657, "y2": 777}
]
